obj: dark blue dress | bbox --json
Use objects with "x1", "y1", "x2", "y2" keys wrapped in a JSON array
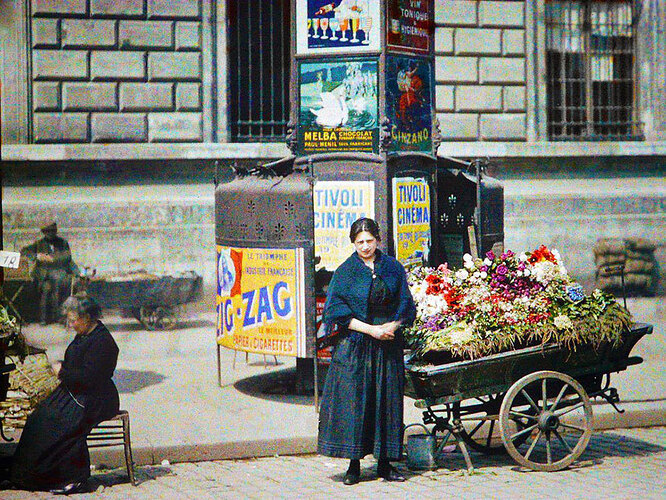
[
  {"x1": 10, "y1": 322, "x2": 120, "y2": 490},
  {"x1": 318, "y1": 250, "x2": 416, "y2": 460}
]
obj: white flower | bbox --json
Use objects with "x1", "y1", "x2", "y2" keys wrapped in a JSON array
[
  {"x1": 483, "y1": 258, "x2": 492, "y2": 266},
  {"x1": 455, "y1": 269, "x2": 469, "y2": 280},
  {"x1": 554, "y1": 314, "x2": 573, "y2": 330},
  {"x1": 463, "y1": 253, "x2": 474, "y2": 263},
  {"x1": 446, "y1": 323, "x2": 475, "y2": 345},
  {"x1": 519, "y1": 252, "x2": 528, "y2": 262},
  {"x1": 523, "y1": 268, "x2": 530, "y2": 276},
  {"x1": 479, "y1": 271, "x2": 487, "y2": 279}
]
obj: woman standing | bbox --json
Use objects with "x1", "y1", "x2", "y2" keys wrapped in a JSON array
[
  {"x1": 318, "y1": 218, "x2": 416, "y2": 485},
  {"x1": 10, "y1": 294, "x2": 120, "y2": 494}
]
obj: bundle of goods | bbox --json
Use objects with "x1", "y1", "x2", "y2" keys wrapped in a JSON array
[
  {"x1": 405, "y1": 246, "x2": 632, "y2": 364},
  {"x1": 8, "y1": 350, "x2": 59, "y2": 408},
  {"x1": 594, "y1": 237, "x2": 658, "y2": 296}
]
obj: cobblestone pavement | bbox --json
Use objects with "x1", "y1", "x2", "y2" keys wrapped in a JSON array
[{"x1": 3, "y1": 427, "x2": 665, "y2": 499}]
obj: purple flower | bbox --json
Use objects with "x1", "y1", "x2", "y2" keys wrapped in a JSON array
[
  {"x1": 486, "y1": 251, "x2": 496, "y2": 261},
  {"x1": 496, "y1": 264, "x2": 509, "y2": 276}
]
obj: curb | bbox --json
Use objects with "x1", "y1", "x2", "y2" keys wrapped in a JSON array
[{"x1": 90, "y1": 401, "x2": 666, "y2": 469}]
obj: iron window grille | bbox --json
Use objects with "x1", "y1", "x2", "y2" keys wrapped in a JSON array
[
  {"x1": 545, "y1": 0, "x2": 641, "y2": 140},
  {"x1": 228, "y1": 0, "x2": 290, "y2": 142}
]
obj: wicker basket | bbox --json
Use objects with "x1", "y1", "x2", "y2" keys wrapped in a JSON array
[{"x1": 7, "y1": 352, "x2": 60, "y2": 407}]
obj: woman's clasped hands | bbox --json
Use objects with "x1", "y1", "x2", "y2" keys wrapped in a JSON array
[{"x1": 371, "y1": 321, "x2": 402, "y2": 341}]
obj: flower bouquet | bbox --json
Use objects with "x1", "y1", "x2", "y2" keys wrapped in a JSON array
[{"x1": 404, "y1": 246, "x2": 632, "y2": 364}]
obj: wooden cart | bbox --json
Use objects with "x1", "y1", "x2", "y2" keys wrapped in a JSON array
[{"x1": 404, "y1": 323, "x2": 652, "y2": 472}]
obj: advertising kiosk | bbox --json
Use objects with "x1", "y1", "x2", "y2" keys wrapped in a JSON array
[{"x1": 215, "y1": 1, "x2": 503, "y2": 396}]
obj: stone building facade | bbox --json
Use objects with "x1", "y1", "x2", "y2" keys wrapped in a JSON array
[{"x1": 2, "y1": 0, "x2": 665, "y2": 300}]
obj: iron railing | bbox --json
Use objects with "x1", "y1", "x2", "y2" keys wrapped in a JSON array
[
  {"x1": 545, "y1": 0, "x2": 641, "y2": 140},
  {"x1": 228, "y1": 0, "x2": 291, "y2": 142}
]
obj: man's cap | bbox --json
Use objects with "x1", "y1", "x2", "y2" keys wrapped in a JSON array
[{"x1": 40, "y1": 222, "x2": 57, "y2": 233}]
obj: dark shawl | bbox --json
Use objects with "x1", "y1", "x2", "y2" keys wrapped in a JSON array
[{"x1": 323, "y1": 249, "x2": 416, "y2": 333}]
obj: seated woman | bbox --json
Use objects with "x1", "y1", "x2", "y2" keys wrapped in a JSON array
[{"x1": 9, "y1": 294, "x2": 120, "y2": 494}]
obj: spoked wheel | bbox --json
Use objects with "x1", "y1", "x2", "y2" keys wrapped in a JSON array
[
  {"x1": 452, "y1": 393, "x2": 531, "y2": 455},
  {"x1": 499, "y1": 370, "x2": 593, "y2": 471},
  {"x1": 138, "y1": 306, "x2": 177, "y2": 330}
]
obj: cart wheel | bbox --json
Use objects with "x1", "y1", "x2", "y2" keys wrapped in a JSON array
[
  {"x1": 452, "y1": 393, "x2": 531, "y2": 455},
  {"x1": 139, "y1": 306, "x2": 177, "y2": 331},
  {"x1": 499, "y1": 370, "x2": 593, "y2": 472}
]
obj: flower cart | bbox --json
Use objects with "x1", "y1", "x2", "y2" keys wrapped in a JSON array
[{"x1": 403, "y1": 247, "x2": 652, "y2": 472}]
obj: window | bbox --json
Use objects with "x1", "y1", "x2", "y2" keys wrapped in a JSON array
[
  {"x1": 545, "y1": 0, "x2": 640, "y2": 140},
  {"x1": 228, "y1": 0, "x2": 291, "y2": 142}
]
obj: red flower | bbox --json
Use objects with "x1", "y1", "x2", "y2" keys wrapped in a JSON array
[{"x1": 528, "y1": 245, "x2": 557, "y2": 264}]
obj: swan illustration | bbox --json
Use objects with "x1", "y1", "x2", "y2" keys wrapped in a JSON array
[
  {"x1": 310, "y1": 91, "x2": 349, "y2": 128},
  {"x1": 347, "y1": 96, "x2": 366, "y2": 113}
]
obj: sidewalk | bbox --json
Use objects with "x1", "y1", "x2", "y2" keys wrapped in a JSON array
[{"x1": 5, "y1": 297, "x2": 665, "y2": 469}]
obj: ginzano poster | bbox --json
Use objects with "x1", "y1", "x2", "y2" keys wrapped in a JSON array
[{"x1": 386, "y1": 55, "x2": 433, "y2": 153}]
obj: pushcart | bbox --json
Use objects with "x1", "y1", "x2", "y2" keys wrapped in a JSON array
[
  {"x1": 83, "y1": 271, "x2": 203, "y2": 330},
  {"x1": 404, "y1": 322, "x2": 652, "y2": 472}
]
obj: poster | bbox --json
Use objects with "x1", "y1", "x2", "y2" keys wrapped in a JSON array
[
  {"x1": 314, "y1": 180, "x2": 375, "y2": 272},
  {"x1": 315, "y1": 296, "x2": 335, "y2": 363},
  {"x1": 387, "y1": 0, "x2": 432, "y2": 53},
  {"x1": 386, "y1": 55, "x2": 433, "y2": 153},
  {"x1": 299, "y1": 58, "x2": 379, "y2": 154},
  {"x1": 296, "y1": 0, "x2": 381, "y2": 55},
  {"x1": 392, "y1": 177, "x2": 431, "y2": 266},
  {"x1": 216, "y1": 246, "x2": 306, "y2": 357}
]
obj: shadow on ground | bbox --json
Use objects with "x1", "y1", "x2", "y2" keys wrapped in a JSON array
[
  {"x1": 410, "y1": 430, "x2": 666, "y2": 475},
  {"x1": 234, "y1": 366, "x2": 328, "y2": 406},
  {"x1": 113, "y1": 369, "x2": 166, "y2": 394},
  {"x1": 89, "y1": 465, "x2": 173, "y2": 490}
]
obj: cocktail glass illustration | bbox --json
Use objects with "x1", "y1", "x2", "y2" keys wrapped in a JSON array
[
  {"x1": 329, "y1": 18, "x2": 340, "y2": 40},
  {"x1": 339, "y1": 17, "x2": 349, "y2": 42},
  {"x1": 312, "y1": 18, "x2": 320, "y2": 38},
  {"x1": 320, "y1": 18, "x2": 329, "y2": 39},
  {"x1": 361, "y1": 17, "x2": 372, "y2": 44},
  {"x1": 350, "y1": 17, "x2": 360, "y2": 43},
  {"x1": 307, "y1": 19, "x2": 312, "y2": 37}
]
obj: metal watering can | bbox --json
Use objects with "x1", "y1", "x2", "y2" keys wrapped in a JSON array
[{"x1": 404, "y1": 423, "x2": 438, "y2": 470}]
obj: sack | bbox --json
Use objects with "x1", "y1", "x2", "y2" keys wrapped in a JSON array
[
  {"x1": 625, "y1": 237, "x2": 656, "y2": 252},
  {"x1": 593, "y1": 238, "x2": 625, "y2": 256},
  {"x1": 595, "y1": 253, "x2": 626, "y2": 267},
  {"x1": 624, "y1": 258, "x2": 656, "y2": 274}
]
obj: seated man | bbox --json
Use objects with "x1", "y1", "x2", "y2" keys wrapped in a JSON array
[{"x1": 20, "y1": 222, "x2": 79, "y2": 325}]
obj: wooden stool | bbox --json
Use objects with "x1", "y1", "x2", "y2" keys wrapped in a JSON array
[{"x1": 87, "y1": 410, "x2": 136, "y2": 486}]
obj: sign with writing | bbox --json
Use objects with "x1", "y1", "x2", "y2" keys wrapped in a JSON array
[
  {"x1": 316, "y1": 296, "x2": 335, "y2": 364},
  {"x1": 386, "y1": 55, "x2": 433, "y2": 153},
  {"x1": 387, "y1": 0, "x2": 432, "y2": 53},
  {"x1": 392, "y1": 177, "x2": 431, "y2": 266},
  {"x1": 299, "y1": 58, "x2": 379, "y2": 154},
  {"x1": 314, "y1": 180, "x2": 375, "y2": 271},
  {"x1": 216, "y1": 246, "x2": 306, "y2": 357},
  {"x1": 296, "y1": 0, "x2": 381, "y2": 55},
  {"x1": 0, "y1": 251, "x2": 21, "y2": 269}
]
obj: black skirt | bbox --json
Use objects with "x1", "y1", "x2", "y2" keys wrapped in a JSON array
[
  {"x1": 10, "y1": 384, "x2": 119, "y2": 490},
  {"x1": 318, "y1": 329, "x2": 405, "y2": 460}
]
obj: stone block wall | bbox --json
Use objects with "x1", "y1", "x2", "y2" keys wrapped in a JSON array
[
  {"x1": 434, "y1": 0, "x2": 526, "y2": 141},
  {"x1": 29, "y1": 0, "x2": 204, "y2": 143}
]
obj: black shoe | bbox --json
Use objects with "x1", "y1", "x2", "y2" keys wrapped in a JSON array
[
  {"x1": 343, "y1": 471, "x2": 360, "y2": 485},
  {"x1": 49, "y1": 482, "x2": 85, "y2": 495},
  {"x1": 377, "y1": 465, "x2": 405, "y2": 482}
]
